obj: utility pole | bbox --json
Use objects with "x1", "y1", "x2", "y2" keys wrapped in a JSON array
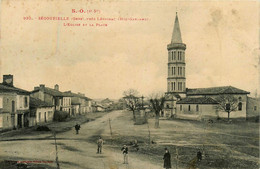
[
  {"x1": 176, "y1": 147, "x2": 178, "y2": 169},
  {"x1": 54, "y1": 132, "x2": 60, "y2": 169},
  {"x1": 141, "y1": 95, "x2": 144, "y2": 108},
  {"x1": 109, "y1": 118, "x2": 112, "y2": 136},
  {"x1": 147, "y1": 123, "x2": 151, "y2": 145}
]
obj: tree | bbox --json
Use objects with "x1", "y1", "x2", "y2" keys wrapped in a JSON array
[
  {"x1": 149, "y1": 93, "x2": 165, "y2": 128},
  {"x1": 123, "y1": 89, "x2": 140, "y2": 121},
  {"x1": 215, "y1": 94, "x2": 238, "y2": 121}
]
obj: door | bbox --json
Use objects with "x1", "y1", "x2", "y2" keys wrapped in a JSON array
[
  {"x1": 17, "y1": 114, "x2": 22, "y2": 128},
  {"x1": 44, "y1": 112, "x2": 47, "y2": 122},
  {"x1": 11, "y1": 114, "x2": 15, "y2": 128}
]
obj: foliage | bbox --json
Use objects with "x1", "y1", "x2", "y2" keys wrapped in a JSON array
[
  {"x1": 123, "y1": 89, "x2": 141, "y2": 121},
  {"x1": 215, "y1": 94, "x2": 238, "y2": 120},
  {"x1": 149, "y1": 92, "x2": 165, "y2": 128},
  {"x1": 53, "y1": 111, "x2": 69, "y2": 122}
]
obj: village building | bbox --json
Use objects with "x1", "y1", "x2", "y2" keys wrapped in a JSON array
[
  {"x1": 0, "y1": 75, "x2": 30, "y2": 130},
  {"x1": 31, "y1": 84, "x2": 72, "y2": 116},
  {"x1": 164, "y1": 13, "x2": 258, "y2": 120},
  {"x1": 64, "y1": 91, "x2": 92, "y2": 115},
  {"x1": 29, "y1": 97, "x2": 54, "y2": 126}
]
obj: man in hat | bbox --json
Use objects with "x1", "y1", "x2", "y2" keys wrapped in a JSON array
[
  {"x1": 121, "y1": 145, "x2": 128, "y2": 164},
  {"x1": 97, "y1": 136, "x2": 104, "y2": 154},
  {"x1": 75, "y1": 123, "x2": 81, "y2": 134}
]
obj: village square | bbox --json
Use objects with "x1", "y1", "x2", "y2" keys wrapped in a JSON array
[{"x1": 0, "y1": 1, "x2": 259, "y2": 169}]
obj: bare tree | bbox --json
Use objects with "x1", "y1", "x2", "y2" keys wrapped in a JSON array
[
  {"x1": 123, "y1": 89, "x2": 140, "y2": 121},
  {"x1": 215, "y1": 94, "x2": 238, "y2": 121},
  {"x1": 149, "y1": 93, "x2": 165, "y2": 128}
]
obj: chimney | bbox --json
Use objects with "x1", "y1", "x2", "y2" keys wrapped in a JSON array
[
  {"x1": 39, "y1": 84, "x2": 45, "y2": 91},
  {"x1": 78, "y1": 92, "x2": 85, "y2": 97},
  {"x1": 54, "y1": 84, "x2": 59, "y2": 91},
  {"x1": 34, "y1": 86, "x2": 39, "y2": 90},
  {"x1": 3, "y1": 74, "x2": 14, "y2": 87}
]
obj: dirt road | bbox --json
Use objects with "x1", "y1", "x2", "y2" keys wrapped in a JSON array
[{"x1": 0, "y1": 110, "x2": 162, "y2": 169}]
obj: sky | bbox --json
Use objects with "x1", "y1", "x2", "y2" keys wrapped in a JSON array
[{"x1": 0, "y1": 0, "x2": 259, "y2": 99}]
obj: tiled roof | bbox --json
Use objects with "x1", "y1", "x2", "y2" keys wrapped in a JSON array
[
  {"x1": 64, "y1": 91, "x2": 91, "y2": 100},
  {"x1": 0, "y1": 83, "x2": 30, "y2": 95},
  {"x1": 101, "y1": 98, "x2": 113, "y2": 103},
  {"x1": 187, "y1": 86, "x2": 249, "y2": 95},
  {"x1": 30, "y1": 97, "x2": 53, "y2": 108},
  {"x1": 176, "y1": 97, "x2": 219, "y2": 104},
  {"x1": 32, "y1": 87, "x2": 71, "y2": 97}
]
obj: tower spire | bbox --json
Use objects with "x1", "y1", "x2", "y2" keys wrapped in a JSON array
[{"x1": 171, "y1": 12, "x2": 182, "y2": 43}]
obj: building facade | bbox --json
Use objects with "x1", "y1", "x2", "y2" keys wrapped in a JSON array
[
  {"x1": 29, "y1": 97, "x2": 54, "y2": 126},
  {"x1": 31, "y1": 84, "x2": 72, "y2": 115},
  {"x1": 0, "y1": 75, "x2": 30, "y2": 130}
]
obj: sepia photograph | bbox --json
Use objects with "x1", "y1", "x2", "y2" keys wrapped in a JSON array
[{"x1": 0, "y1": 0, "x2": 259, "y2": 169}]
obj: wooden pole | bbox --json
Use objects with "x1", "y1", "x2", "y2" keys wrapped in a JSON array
[
  {"x1": 54, "y1": 132, "x2": 60, "y2": 169},
  {"x1": 176, "y1": 147, "x2": 178, "y2": 169},
  {"x1": 109, "y1": 118, "x2": 112, "y2": 136},
  {"x1": 147, "y1": 123, "x2": 151, "y2": 145}
]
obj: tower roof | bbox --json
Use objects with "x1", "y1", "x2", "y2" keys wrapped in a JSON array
[{"x1": 171, "y1": 12, "x2": 182, "y2": 43}]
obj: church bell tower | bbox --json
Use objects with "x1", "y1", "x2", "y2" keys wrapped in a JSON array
[{"x1": 167, "y1": 12, "x2": 186, "y2": 96}]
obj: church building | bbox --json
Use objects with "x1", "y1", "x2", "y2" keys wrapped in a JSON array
[{"x1": 164, "y1": 13, "x2": 257, "y2": 120}]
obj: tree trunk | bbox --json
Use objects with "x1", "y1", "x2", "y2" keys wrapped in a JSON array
[
  {"x1": 155, "y1": 114, "x2": 159, "y2": 128},
  {"x1": 132, "y1": 110, "x2": 136, "y2": 121}
]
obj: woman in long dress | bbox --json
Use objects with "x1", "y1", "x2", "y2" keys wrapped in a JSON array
[{"x1": 163, "y1": 148, "x2": 172, "y2": 169}]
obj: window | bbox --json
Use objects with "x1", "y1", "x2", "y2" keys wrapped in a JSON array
[
  {"x1": 19, "y1": 96, "x2": 23, "y2": 108},
  {"x1": 38, "y1": 112, "x2": 41, "y2": 122},
  {"x1": 171, "y1": 67, "x2": 174, "y2": 75},
  {"x1": 183, "y1": 67, "x2": 185, "y2": 76},
  {"x1": 180, "y1": 105, "x2": 182, "y2": 111},
  {"x1": 196, "y1": 105, "x2": 199, "y2": 112},
  {"x1": 238, "y1": 97, "x2": 242, "y2": 101},
  {"x1": 174, "y1": 67, "x2": 176, "y2": 75},
  {"x1": 238, "y1": 102, "x2": 242, "y2": 111},
  {"x1": 174, "y1": 51, "x2": 176, "y2": 60},
  {"x1": 226, "y1": 103, "x2": 230, "y2": 111},
  {"x1": 172, "y1": 51, "x2": 173, "y2": 60},
  {"x1": 171, "y1": 82, "x2": 173, "y2": 91},
  {"x1": 178, "y1": 67, "x2": 180, "y2": 75},
  {"x1": 24, "y1": 97, "x2": 28, "y2": 108},
  {"x1": 12, "y1": 101, "x2": 15, "y2": 112},
  {"x1": 180, "y1": 67, "x2": 182, "y2": 76},
  {"x1": 173, "y1": 82, "x2": 176, "y2": 91},
  {"x1": 254, "y1": 106, "x2": 257, "y2": 111},
  {"x1": 0, "y1": 97, "x2": 3, "y2": 108},
  {"x1": 180, "y1": 52, "x2": 182, "y2": 60},
  {"x1": 188, "y1": 105, "x2": 191, "y2": 111}
]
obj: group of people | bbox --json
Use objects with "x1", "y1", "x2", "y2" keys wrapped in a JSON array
[
  {"x1": 95, "y1": 136, "x2": 129, "y2": 164},
  {"x1": 74, "y1": 125, "x2": 200, "y2": 168}
]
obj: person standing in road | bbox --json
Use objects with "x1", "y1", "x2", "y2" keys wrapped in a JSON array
[
  {"x1": 163, "y1": 148, "x2": 171, "y2": 169},
  {"x1": 75, "y1": 123, "x2": 81, "y2": 134},
  {"x1": 97, "y1": 136, "x2": 104, "y2": 154},
  {"x1": 121, "y1": 145, "x2": 128, "y2": 164}
]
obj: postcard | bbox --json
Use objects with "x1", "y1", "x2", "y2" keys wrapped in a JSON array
[{"x1": 0, "y1": 0, "x2": 259, "y2": 169}]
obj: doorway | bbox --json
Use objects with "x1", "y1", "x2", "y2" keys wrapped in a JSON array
[{"x1": 17, "y1": 114, "x2": 22, "y2": 128}]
